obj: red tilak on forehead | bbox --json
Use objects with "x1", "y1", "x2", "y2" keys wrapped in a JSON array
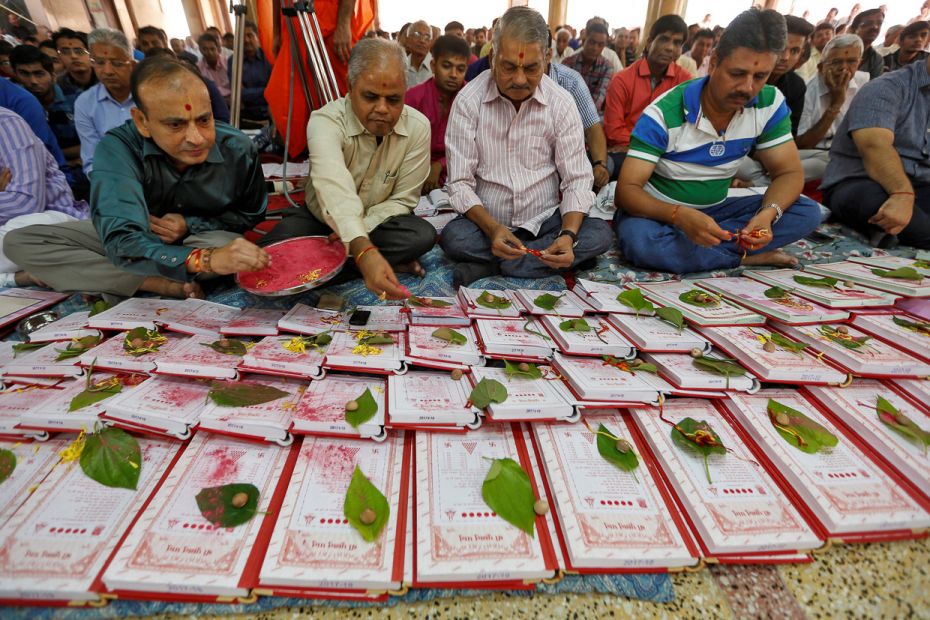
[
  {"x1": 184, "y1": 103, "x2": 192, "y2": 111},
  {"x1": 518, "y1": 51, "x2": 524, "y2": 60}
]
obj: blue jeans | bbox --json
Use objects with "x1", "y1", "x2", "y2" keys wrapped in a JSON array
[
  {"x1": 614, "y1": 194, "x2": 821, "y2": 274},
  {"x1": 440, "y1": 211, "x2": 614, "y2": 278}
]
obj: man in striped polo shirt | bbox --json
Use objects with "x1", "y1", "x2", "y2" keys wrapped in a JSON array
[{"x1": 614, "y1": 9, "x2": 820, "y2": 274}]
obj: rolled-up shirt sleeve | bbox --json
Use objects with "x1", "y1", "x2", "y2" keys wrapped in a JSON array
[
  {"x1": 445, "y1": 91, "x2": 483, "y2": 215},
  {"x1": 552, "y1": 96, "x2": 595, "y2": 215}
]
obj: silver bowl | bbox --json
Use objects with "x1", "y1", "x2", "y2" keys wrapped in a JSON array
[{"x1": 17, "y1": 310, "x2": 59, "y2": 339}]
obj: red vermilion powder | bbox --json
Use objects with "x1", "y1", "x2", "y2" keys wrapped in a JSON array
[{"x1": 238, "y1": 236, "x2": 346, "y2": 293}]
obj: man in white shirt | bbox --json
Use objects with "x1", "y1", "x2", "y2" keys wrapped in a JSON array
[
  {"x1": 552, "y1": 28, "x2": 572, "y2": 64},
  {"x1": 405, "y1": 20, "x2": 433, "y2": 87},
  {"x1": 680, "y1": 28, "x2": 713, "y2": 76},
  {"x1": 796, "y1": 34, "x2": 870, "y2": 181}
]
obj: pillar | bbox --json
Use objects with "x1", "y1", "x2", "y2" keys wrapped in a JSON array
[
  {"x1": 642, "y1": 0, "x2": 687, "y2": 51},
  {"x1": 548, "y1": 0, "x2": 567, "y2": 29}
]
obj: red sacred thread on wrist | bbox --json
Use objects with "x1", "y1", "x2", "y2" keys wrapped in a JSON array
[
  {"x1": 355, "y1": 245, "x2": 377, "y2": 263},
  {"x1": 185, "y1": 248, "x2": 202, "y2": 272}
]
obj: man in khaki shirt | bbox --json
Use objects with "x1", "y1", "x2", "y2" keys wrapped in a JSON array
[{"x1": 261, "y1": 38, "x2": 434, "y2": 299}]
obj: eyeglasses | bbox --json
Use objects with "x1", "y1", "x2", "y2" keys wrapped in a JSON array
[
  {"x1": 57, "y1": 47, "x2": 89, "y2": 56},
  {"x1": 90, "y1": 57, "x2": 131, "y2": 69},
  {"x1": 410, "y1": 31, "x2": 432, "y2": 40}
]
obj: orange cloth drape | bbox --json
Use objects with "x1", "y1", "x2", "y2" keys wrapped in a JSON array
[{"x1": 262, "y1": 0, "x2": 375, "y2": 157}]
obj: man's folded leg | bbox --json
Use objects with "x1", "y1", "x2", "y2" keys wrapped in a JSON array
[
  {"x1": 256, "y1": 208, "x2": 332, "y2": 247},
  {"x1": 439, "y1": 216, "x2": 500, "y2": 288},
  {"x1": 826, "y1": 178, "x2": 930, "y2": 249},
  {"x1": 3, "y1": 220, "x2": 147, "y2": 297},
  {"x1": 367, "y1": 214, "x2": 436, "y2": 265},
  {"x1": 501, "y1": 215, "x2": 614, "y2": 278},
  {"x1": 615, "y1": 213, "x2": 742, "y2": 273}
]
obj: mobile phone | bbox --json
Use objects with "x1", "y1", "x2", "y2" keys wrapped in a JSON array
[{"x1": 348, "y1": 309, "x2": 371, "y2": 326}]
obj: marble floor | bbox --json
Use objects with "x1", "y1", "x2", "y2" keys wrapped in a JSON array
[{"x1": 146, "y1": 537, "x2": 929, "y2": 619}]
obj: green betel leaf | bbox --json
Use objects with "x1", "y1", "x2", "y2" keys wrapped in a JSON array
[
  {"x1": 764, "y1": 286, "x2": 789, "y2": 299},
  {"x1": 475, "y1": 291, "x2": 512, "y2": 309},
  {"x1": 0, "y1": 449, "x2": 15, "y2": 485},
  {"x1": 770, "y1": 332, "x2": 808, "y2": 353},
  {"x1": 123, "y1": 326, "x2": 167, "y2": 357},
  {"x1": 360, "y1": 333, "x2": 395, "y2": 345},
  {"x1": 202, "y1": 338, "x2": 248, "y2": 356},
  {"x1": 692, "y1": 356, "x2": 747, "y2": 377},
  {"x1": 208, "y1": 381, "x2": 290, "y2": 407},
  {"x1": 533, "y1": 293, "x2": 564, "y2": 311},
  {"x1": 670, "y1": 417, "x2": 726, "y2": 484},
  {"x1": 469, "y1": 378, "x2": 508, "y2": 409},
  {"x1": 408, "y1": 296, "x2": 452, "y2": 307},
  {"x1": 595, "y1": 424, "x2": 639, "y2": 473},
  {"x1": 656, "y1": 306, "x2": 685, "y2": 331},
  {"x1": 678, "y1": 289, "x2": 719, "y2": 307},
  {"x1": 767, "y1": 399, "x2": 838, "y2": 454},
  {"x1": 793, "y1": 275, "x2": 838, "y2": 289},
  {"x1": 345, "y1": 388, "x2": 378, "y2": 428},
  {"x1": 311, "y1": 332, "x2": 333, "y2": 347},
  {"x1": 504, "y1": 359, "x2": 543, "y2": 379},
  {"x1": 88, "y1": 299, "x2": 111, "y2": 317},
  {"x1": 431, "y1": 327, "x2": 467, "y2": 345},
  {"x1": 79, "y1": 427, "x2": 142, "y2": 490},
  {"x1": 871, "y1": 266, "x2": 924, "y2": 281},
  {"x1": 559, "y1": 318, "x2": 591, "y2": 332},
  {"x1": 633, "y1": 362, "x2": 658, "y2": 374},
  {"x1": 616, "y1": 288, "x2": 655, "y2": 316},
  {"x1": 875, "y1": 396, "x2": 930, "y2": 455},
  {"x1": 522, "y1": 319, "x2": 551, "y2": 341},
  {"x1": 55, "y1": 335, "x2": 102, "y2": 361},
  {"x1": 195, "y1": 483, "x2": 260, "y2": 527},
  {"x1": 819, "y1": 325, "x2": 870, "y2": 351},
  {"x1": 892, "y1": 316, "x2": 930, "y2": 336},
  {"x1": 12, "y1": 342, "x2": 47, "y2": 357},
  {"x1": 69, "y1": 379, "x2": 123, "y2": 412},
  {"x1": 481, "y1": 457, "x2": 536, "y2": 536},
  {"x1": 344, "y1": 466, "x2": 390, "y2": 542}
]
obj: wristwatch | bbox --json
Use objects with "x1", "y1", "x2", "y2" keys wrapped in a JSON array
[
  {"x1": 760, "y1": 203, "x2": 783, "y2": 223},
  {"x1": 592, "y1": 160, "x2": 608, "y2": 170},
  {"x1": 558, "y1": 229, "x2": 579, "y2": 247}
]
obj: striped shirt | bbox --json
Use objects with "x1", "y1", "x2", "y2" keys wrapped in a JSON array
[
  {"x1": 548, "y1": 62, "x2": 600, "y2": 130},
  {"x1": 446, "y1": 71, "x2": 595, "y2": 235},
  {"x1": 629, "y1": 77, "x2": 792, "y2": 208},
  {"x1": 0, "y1": 106, "x2": 88, "y2": 225}
]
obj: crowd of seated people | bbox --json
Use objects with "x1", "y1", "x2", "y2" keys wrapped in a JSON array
[{"x1": 0, "y1": 3, "x2": 928, "y2": 304}]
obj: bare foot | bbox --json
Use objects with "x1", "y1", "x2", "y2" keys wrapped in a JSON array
[
  {"x1": 13, "y1": 270, "x2": 47, "y2": 287},
  {"x1": 140, "y1": 277, "x2": 205, "y2": 299},
  {"x1": 741, "y1": 249, "x2": 798, "y2": 268},
  {"x1": 394, "y1": 260, "x2": 426, "y2": 277}
]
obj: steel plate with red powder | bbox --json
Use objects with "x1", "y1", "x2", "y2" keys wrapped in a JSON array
[{"x1": 237, "y1": 236, "x2": 347, "y2": 296}]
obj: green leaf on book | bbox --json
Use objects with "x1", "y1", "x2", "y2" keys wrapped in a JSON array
[
  {"x1": 616, "y1": 288, "x2": 655, "y2": 316},
  {"x1": 468, "y1": 378, "x2": 508, "y2": 409},
  {"x1": 80, "y1": 426, "x2": 141, "y2": 490},
  {"x1": 764, "y1": 286, "x2": 789, "y2": 299},
  {"x1": 692, "y1": 356, "x2": 746, "y2": 377},
  {"x1": 770, "y1": 332, "x2": 809, "y2": 353},
  {"x1": 522, "y1": 319, "x2": 551, "y2": 341},
  {"x1": 892, "y1": 315, "x2": 930, "y2": 337},
  {"x1": 595, "y1": 424, "x2": 639, "y2": 474},
  {"x1": 482, "y1": 457, "x2": 536, "y2": 536},
  {"x1": 870, "y1": 266, "x2": 923, "y2": 281},
  {"x1": 678, "y1": 289, "x2": 719, "y2": 307},
  {"x1": 88, "y1": 299, "x2": 111, "y2": 317},
  {"x1": 0, "y1": 449, "x2": 15, "y2": 485},
  {"x1": 504, "y1": 359, "x2": 543, "y2": 380},
  {"x1": 431, "y1": 327, "x2": 467, "y2": 345},
  {"x1": 69, "y1": 375, "x2": 123, "y2": 412},
  {"x1": 793, "y1": 275, "x2": 838, "y2": 289},
  {"x1": 344, "y1": 466, "x2": 390, "y2": 542},
  {"x1": 533, "y1": 293, "x2": 564, "y2": 311},
  {"x1": 819, "y1": 325, "x2": 869, "y2": 351},
  {"x1": 358, "y1": 332, "x2": 395, "y2": 346},
  {"x1": 656, "y1": 306, "x2": 685, "y2": 331},
  {"x1": 196, "y1": 483, "x2": 260, "y2": 527},
  {"x1": 559, "y1": 318, "x2": 591, "y2": 332},
  {"x1": 670, "y1": 417, "x2": 726, "y2": 484},
  {"x1": 11, "y1": 342, "x2": 47, "y2": 357},
  {"x1": 875, "y1": 396, "x2": 930, "y2": 456},
  {"x1": 202, "y1": 338, "x2": 248, "y2": 356},
  {"x1": 345, "y1": 388, "x2": 378, "y2": 428},
  {"x1": 475, "y1": 291, "x2": 512, "y2": 309},
  {"x1": 208, "y1": 381, "x2": 290, "y2": 407},
  {"x1": 54, "y1": 335, "x2": 101, "y2": 361},
  {"x1": 767, "y1": 399, "x2": 838, "y2": 454},
  {"x1": 123, "y1": 326, "x2": 167, "y2": 357}
]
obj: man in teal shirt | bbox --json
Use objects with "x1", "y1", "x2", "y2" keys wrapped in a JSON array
[{"x1": 5, "y1": 55, "x2": 270, "y2": 298}]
